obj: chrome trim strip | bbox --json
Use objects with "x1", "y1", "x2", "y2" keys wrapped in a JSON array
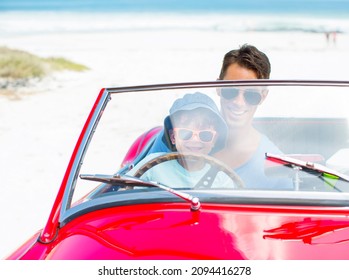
[
  {"x1": 106, "y1": 80, "x2": 349, "y2": 94},
  {"x1": 60, "y1": 90, "x2": 111, "y2": 221}
]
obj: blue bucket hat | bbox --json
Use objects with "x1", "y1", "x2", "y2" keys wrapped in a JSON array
[{"x1": 164, "y1": 92, "x2": 228, "y2": 153}]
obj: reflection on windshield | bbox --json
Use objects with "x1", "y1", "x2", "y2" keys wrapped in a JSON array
[{"x1": 263, "y1": 218, "x2": 349, "y2": 245}]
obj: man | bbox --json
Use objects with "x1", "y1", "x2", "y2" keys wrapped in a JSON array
[{"x1": 215, "y1": 44, "x2": 291, "y2": 189}]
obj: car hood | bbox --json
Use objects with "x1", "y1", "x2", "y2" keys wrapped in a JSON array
[{"x1": 45, "y1": 202, "x2": 349, "y2": 260}]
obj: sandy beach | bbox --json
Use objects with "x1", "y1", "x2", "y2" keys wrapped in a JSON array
[{"x1": 1, "y1": 12, "x2": 349, "y2": 259}]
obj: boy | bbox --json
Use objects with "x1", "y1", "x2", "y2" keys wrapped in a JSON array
[{"x1": 127, "y1": 92, "x2": 236, "y2": 189}]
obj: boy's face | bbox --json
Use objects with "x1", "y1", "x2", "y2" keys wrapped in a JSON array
[{"x1": 170, "y1": 114, "x2": 217, "y2": 155}]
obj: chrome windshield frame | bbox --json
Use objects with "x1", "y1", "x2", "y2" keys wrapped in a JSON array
[{"x1": 58, "y1": 79, "x2": 349, "y2": 225}]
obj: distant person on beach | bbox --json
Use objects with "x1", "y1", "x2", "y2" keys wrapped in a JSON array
[
  {"x1": 325, "y1": 32, "x2": 330, "y2": 45},
  {"x1": 127, "y1": 92, "x2": 235, "y2": 189},
  {"x1": 214, "y1": 44, "x2": 291, "y2": 189},
  {"x1": 325, "y1": 31, "x2": 337, "y2": 46},
  {"x1": 332, "y1": 31, "x2": 337, "y2": 45}
]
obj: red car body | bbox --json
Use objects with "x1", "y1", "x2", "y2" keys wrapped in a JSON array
[{"x1": 8, "y1": 204, "x2": 349, "y2": 260}]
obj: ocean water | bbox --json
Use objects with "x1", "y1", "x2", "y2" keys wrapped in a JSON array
[
  {"x1": 0, "y1": 0, "x2": 349, "y2": 35},
  {"x1": 1, "y1": 0, "x2": 349, "y2": 15}
]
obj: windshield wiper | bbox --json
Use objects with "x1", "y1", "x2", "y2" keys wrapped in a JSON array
[
  {"x1": 266, "y1": 153, "x2": 349, "y2": 189},
  {"x1": 79, "y1": 174, "x2": 201, "y2": 211}
]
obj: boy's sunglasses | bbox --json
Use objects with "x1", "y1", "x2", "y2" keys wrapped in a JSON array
[
  {"x1": 220, "y1": 88, "x2": 262, "y2": 105},
  {"x1": 173, "y1": 128, "x2": 216, "y2": 143}
]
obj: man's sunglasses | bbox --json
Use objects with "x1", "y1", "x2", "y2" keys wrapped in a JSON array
[
  {"x1": 173, "y1": 128, "x2": 216, "y2": 143},
  {"x1": 220, "y1": 88, "x2": 262, "y2": 105}
]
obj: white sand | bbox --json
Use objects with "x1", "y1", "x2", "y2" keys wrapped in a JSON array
[{"x1": 1, "y1": 22, "x2": 349, "y2": 258}]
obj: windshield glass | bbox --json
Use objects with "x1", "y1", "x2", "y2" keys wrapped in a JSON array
[{"x1": 67, "y1": 82, "x2": 349, "y2": 215}]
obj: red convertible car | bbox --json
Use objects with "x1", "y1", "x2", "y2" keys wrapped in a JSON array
[{"x1": 5, "y1": 80, "x2": 349, "y2": 260}]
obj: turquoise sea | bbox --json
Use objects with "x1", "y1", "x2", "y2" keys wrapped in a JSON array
[
  {"x1": 1, "y1": 0, "x2": 349, "y2": 35},
  {"x1": 1, "y1": 0, "x2": 349, "y2": 16}
]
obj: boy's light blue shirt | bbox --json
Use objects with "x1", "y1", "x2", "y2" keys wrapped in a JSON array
[
  {"x1": 127, "y1": 152, "x2": 235, "y2": 189},
  {"x1": 143, "y1": 129, "x2": 293, "y2": 189}
]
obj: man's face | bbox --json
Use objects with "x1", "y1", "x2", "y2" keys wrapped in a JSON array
[{"x1": 219, "y1": 63, "x2": 266, "y2": 129}]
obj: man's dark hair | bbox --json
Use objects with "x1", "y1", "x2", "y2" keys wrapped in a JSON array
[{"x1": 219, "y1": 44, "x2": 271, "y2": 79}]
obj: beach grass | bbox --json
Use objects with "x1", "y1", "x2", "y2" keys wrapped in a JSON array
[
  {"x1": 0, "y1": 46, "x2": 89, "y2": 98},
  {"x1": 43, "y1": 57, "x2": 89, "y2": 72},
  {"x1": 0, "y1": 46, "x2": 88, "y2": 79}
]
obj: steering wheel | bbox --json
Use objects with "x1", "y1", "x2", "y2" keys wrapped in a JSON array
[{"x1": 132, "y1": 152, "x2": 245, "y2": 189}]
